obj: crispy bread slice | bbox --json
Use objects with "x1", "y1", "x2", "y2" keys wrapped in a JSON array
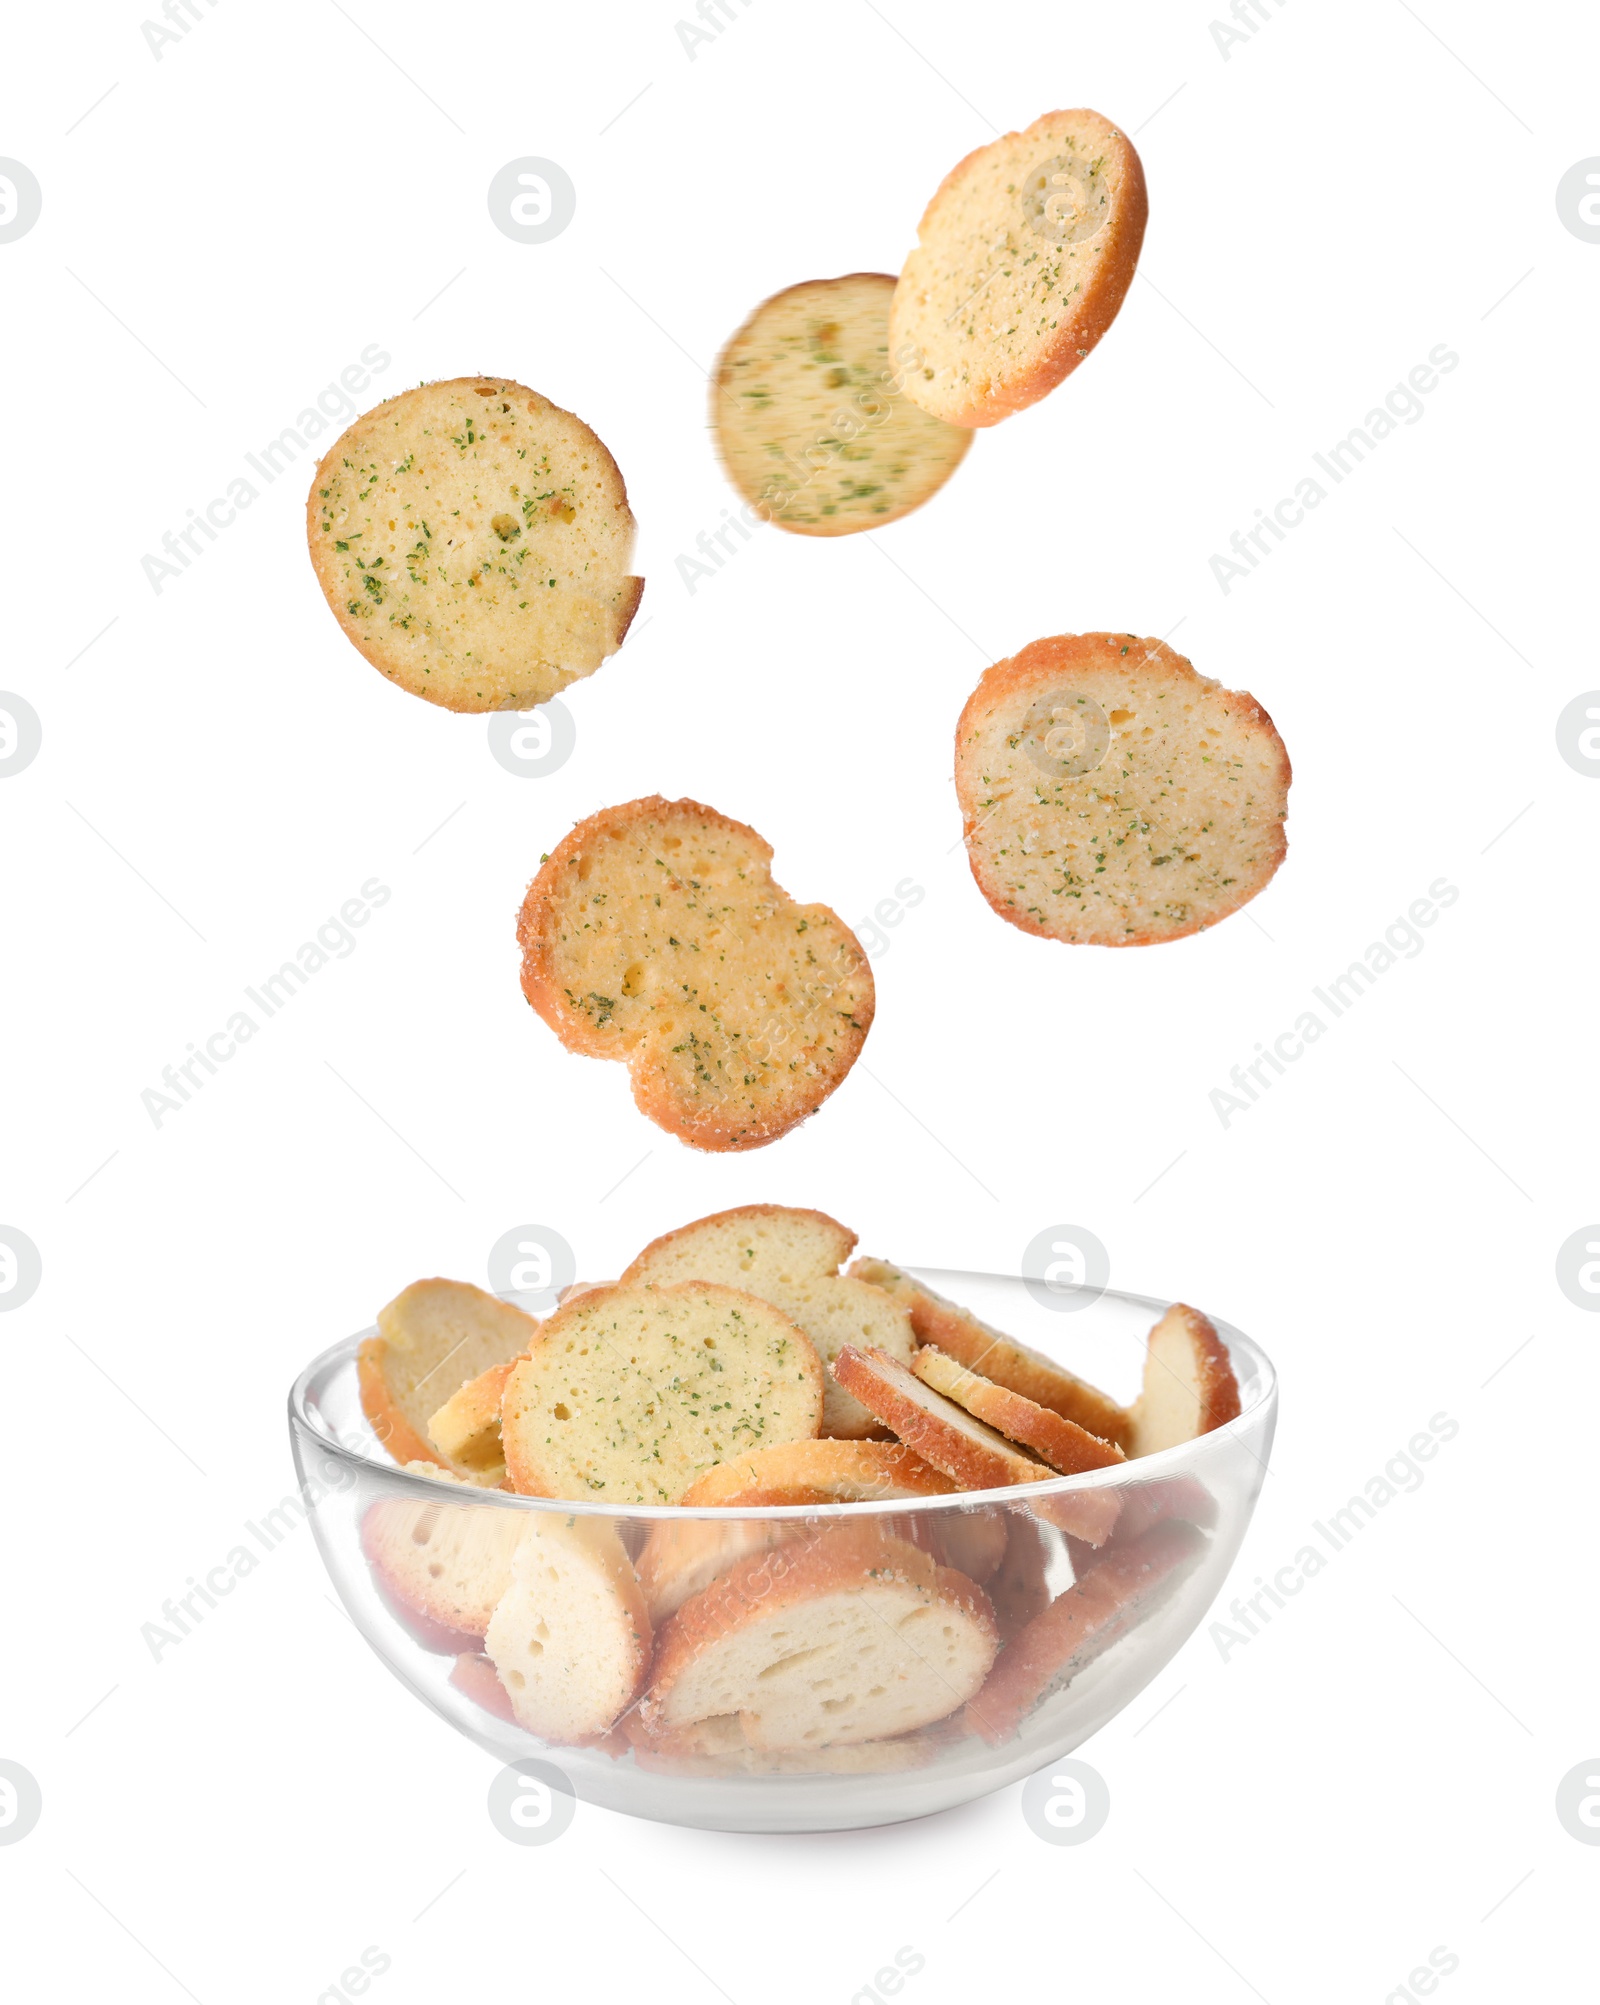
[
  {"x1": 712, "y1": 273, "x2": 971, "y2": 534},
  {"x1": 1127, "y1": 1304, "x2": 1242, "y2": 1457},
  {"x1": 671, "y1": 1440, "x2": 1001, "y2": 1593},
  {"x1": 638, "y1": 1524, "x2": 996, "y2": 1751},
  {"x1": 500, "y1": 1282, "x2": 824, "y2": 1505},
  {"x1": 624, "y1": 1206, "x2": 914, "y2": 1436},
  {"x1": 968, "y1": 1520, "x2": 1204, "y2": 1744},
  {"x1": 307, "y1": 376, "x2": 642, "y2": 712},
  {"x1": 427, "y1": 1360, "x2": 517, "y2": 1483},
  {"x1": 890, "y1": 110, "x2": 1147, "y2": 427},
  {"x1": 832, "y1": 1344, "x2": 1052, "y2": 1490},
  {"x1": 483, "y1": 1514, "x2": 652, "y2": 1742},
  {"x1": 955, "y1": 633, "x2": 1291, "y2": 946},
  {"x1": 678, "y1": 1438, "x2": 954, "y2": 1506},
  {"x1": 638, "y1": 1440, "x2": 957, "y2": 1621},
  {"x1": 850, "y1": 1257, "x2": 1128, "y2": 1448},
  {"x1": 636, "y1": 1501, "x2": 803, "y2": 1626},
  {"x1": 833, "y1": 1345, "x2": 1120, "y2": 1545},
  {"x1": 518, "y1": 798, "x2": 874, "y2": 1151},
  {"x1": 359, "y1": 1281, "x2": 539, "y2": 1476},
  {"x1": 360, "y1": 1491, "x2": 526, "y2": 1637},
  {"x1": 911, "y1": 1347, "x2": 1125, "y2": 1476},
  {"x1": 626, "y1": 1205, "x2": 857, "y2": 1286}
]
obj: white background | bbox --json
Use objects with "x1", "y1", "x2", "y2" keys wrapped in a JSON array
[{"x1": 1, "y1": 0, "x2": 1596, "y2": 1997}]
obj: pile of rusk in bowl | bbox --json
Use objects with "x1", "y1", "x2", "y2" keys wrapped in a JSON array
[{"x1": 290, "y1": 1205, "x2": 1276, "y2": 1828}]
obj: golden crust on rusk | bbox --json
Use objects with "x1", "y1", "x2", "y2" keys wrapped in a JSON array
[
  {"x1": 307, "y1": 376, "x2": 642, "y2": 712},
  {"x1": 954, "y1": 634, "x2": 1290, "y2": 946},
  {"x1": 967, "y1": 1520, "x2": 1203, "y2": 1744},
  {"x1": 637, "y1": 1523, "x2": 997, "y2": 1752},
  {"x1": 890, "y1": 110, "x2": 1148, "y2": 427},
  {"x1": 1127, "y1": 1304, "x2": 1242, "y2": 1457},
  {"x1": 359, "y1": 1280, "x2": 538, "y2": 1479},
  {"x1": 517, "y1": 799, "x2": 874, "y2": 1151},
  {"x1": 637, "y1": 1441, "x2": 957, "y2": 1623},
  {"x1": 832, "y1": 1345, "x2": 1121, "y2": 1546},
  {"x1": 911, "y1": 1347, "x2": 1125, "y2": 1476},
  {"x1": 426, "y1": 1360, "x2": 519, "y2": 1483},
  {"x1": 360, "y1": 1491, "x2": 526, "y2": 1638},
  {"x1": 832, "y1": 1344, "x2": 1052, "y2": 1491},
  {"x1": 678, "y1": 1438, "x2": 954, "y2": 1506},
  {"x1": 850, "y1": 1257, "x2": 1129, "y2": 1448}
]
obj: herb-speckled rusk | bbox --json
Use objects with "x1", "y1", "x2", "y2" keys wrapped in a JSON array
[
  {"x1": 712, "y1": 273, "x2": 971, "y2": 534},
  {"x1": 955, "y1": 634, "x2": 1291, "y2": 946},
  {"x1": 499, "y1": 1282, "x2": 825, "y2": 1505},
  {"x1": 620, "y1": 1203, "x2": 915, "y2": 1436},
  {"x1": 518, "y1": 797, "x2": 875, "y2": 1151},
  {"x1": 890, "y1": 110, "x2": 1148, "y2": 427},
  {"x1": 358, "y1": 1278, "x2": 538, "y2": 1479},
  {"x1": 306, "y1": 376, "x2": 642, "y2": 712}
]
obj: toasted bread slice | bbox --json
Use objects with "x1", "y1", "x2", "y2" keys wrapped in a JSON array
[
  {"x1": 638, "y1": 1439, "x2": 956, "y2": 1620},
  {"x1": 624, "y1": 1205, "x2": 857, "y2": 1290},
  {"x1": 832, "y1": 1344, "x2": 1051, "y2": 1490},
  {"x1": 678, "y1": 1438, "x2": 954, "y2": 1506},
  {"x1": 712, "y1": 273, "x2": 971, "y2": 535},
  {"x1": 483, "y1": 1513, "x2": 652, "y2": 1742},
  {"x1": 636, "y1": 1503, "x2": 803, "y2": 1626},
  {"x1": 1127, "y1": 1304, "x2": 1241, "y2": 1457},
  {"x1": 500, "y1": 1282, "x2": 824, "y2": 1505},
  {"x1": 623, "y1": 1206, "x2": 914, "y2": 1436},
  {"x1": 639, "y1": 1523, "x2": 996, "y2": 1751},
  {"x1": 850, "y1": 1257, "x2": 1129, "y2": 1448},
  {"x1": 955, "y1": 633, "x2": 1291, "y2": 946},
  {"x1": 912, "y1": 1347, "x2": 1125, "y2": 1475},
  {"x1": 967, "y1": 1521, "x2": 1204, "y2": 1744},
  {"x1": 359, "y1": 1281, "x2": 539, "y2": 1476},
  {"x1": 306, "y1": 377, "x2": 642, "y2": 712},
  {"x1": 890, "y1": 110, "x2": 1147, "y2": 427},
  {"x1": 518, "y1": 798, "x2": 874, "y2": 1151},
  {"x1": 360, "y1": 1491, "x2": 526, "y2": 1637},
  {"x1": 833, "y1": 1345, "x2": 1120, "y2": 1544},
  {"x1": 427, "y1": 1360, "x2": 518, "y2": 1483}
]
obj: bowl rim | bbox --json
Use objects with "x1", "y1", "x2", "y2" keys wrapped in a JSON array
[{"x1": 287, "y1": 1276, "x2": 1276, "y2": 1522}]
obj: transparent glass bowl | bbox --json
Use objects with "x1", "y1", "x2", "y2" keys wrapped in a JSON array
[{"x1": 289, "y1": 1273, "x2": 1276, "y2": 1833}]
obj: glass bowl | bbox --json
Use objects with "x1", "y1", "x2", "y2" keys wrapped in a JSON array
[{"x1": 288, "y1": 1272, "x2": 1276, "y2": 1833}]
